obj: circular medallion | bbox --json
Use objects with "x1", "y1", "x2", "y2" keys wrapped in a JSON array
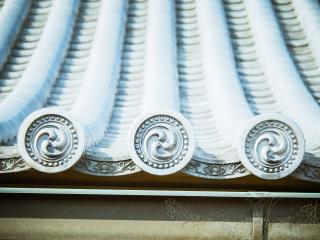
[
  {"x1": 238, "y1": 114, "x2": 305, "y2": 179},
  {"x1": 18, "y1": 107, "x2": 85, "y2": 173},
  {"x1": 127, "y1": 110, "x2": 195, "y2": 175}
]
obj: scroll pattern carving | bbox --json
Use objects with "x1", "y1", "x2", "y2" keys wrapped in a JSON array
[
  {"x1": 0, "y1": 157, "x2": 27, "y2": 172},
  {"x1": 75, "y1": 158, "x2": 139, "y2": 176},
  {"x1": 183, "y1": 160, "x2": 250, "y2": 179}
]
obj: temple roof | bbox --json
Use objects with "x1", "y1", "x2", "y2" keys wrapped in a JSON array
[{"x1": 0, "y1": 0, "x2": 320, "y2": 184}]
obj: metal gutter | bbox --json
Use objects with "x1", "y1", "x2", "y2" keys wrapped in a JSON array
[{"x1": 0, "y1": 187, "x2": 319, "y2": 198}]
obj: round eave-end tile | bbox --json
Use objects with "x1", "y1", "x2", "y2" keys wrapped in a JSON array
[
  {"x1": 18, "y1": 107, "x2": 85, "y2": 173},
  {"x1": 238, "y1": 113, "x2": 305, "y2": 180},
  {"x1": 127, "y1": 110, "x2": 195, "y2": 176}
]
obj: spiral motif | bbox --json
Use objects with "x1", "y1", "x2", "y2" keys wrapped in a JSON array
[
  {"x1": 243, "y1": 119, "x2": 302, "y2": 176},
  {"x1": 133, "y1": 114, "x2": 192, "y2": 171},
  {"x1": 253, "y1": 130, "x2": 291, "y2": 164},
  {"x1": 19, "y1": 109, "x2": 85, "y2": 172},
  {"x1": 142, "y1": 125, "x2": 182, "y2": 161},
  {"x1": 33, "y1": 126, "x2": 70, "y2": 160}
]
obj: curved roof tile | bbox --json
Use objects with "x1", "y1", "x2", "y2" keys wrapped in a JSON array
[{"x1": 0, "y1": 0, "x2": 318, "y2": 182}]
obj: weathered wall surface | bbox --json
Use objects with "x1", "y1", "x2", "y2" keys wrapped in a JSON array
[{"x1": 0, "y1": 195, "x2": 319, "y2": 239}]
